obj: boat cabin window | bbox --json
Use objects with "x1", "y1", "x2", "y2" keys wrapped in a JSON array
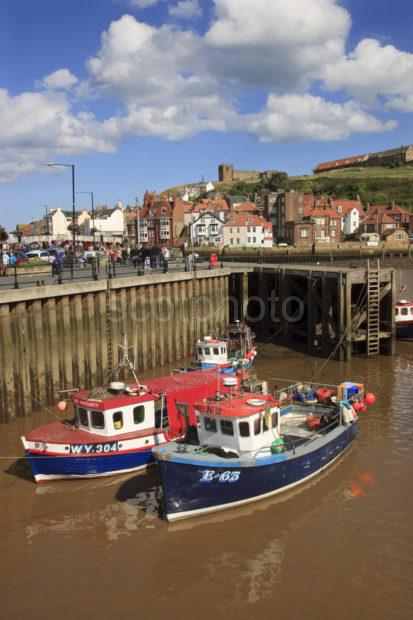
[
  {"x1": 113, "y1": 411, "x2": 123, "y2": 430},
  {"x1": 204, "y1": 417, "x2": 217, "y2": 432},
  {"x1": 221, "y1": 347, "x2": 225, "y2": 354},
  {"x1": 254, "y1": 417, "x2": 261, "y2": 435},
  {"x1": 401, "y1": 307, "x2": 408, "y2": 315},
  {"x1": 133, "y1": 405, "x2": 145, "y2": 424},
  {"x1": 213, "y1": 347, "x2": 220, "y2": 355},
  {"x1": 204, "y1": 347, "x2": 210, "y2": 355},
  {"x1": 272, "y1": 411, "x2": 278, "y2": 428},
  {"x1": 78, "y1": 408, "x2": 88, "y2": 427},
  {"x1": 220, "y1": 420, "x2": 234, "y2": 436},
  {"x1": 239, "y1": 421, "x2": 250, "y2": 437},
  {"x1": 90, "y1": 410, "x2": 104, "y2": 429},
  {"x1": 197, "y1": 347, "x2": 203, "y2": 356}
]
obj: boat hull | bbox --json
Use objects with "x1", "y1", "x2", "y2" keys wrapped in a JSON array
[
  {"x1": 25, "y1": 448, "x2": 154, "y2": 483},
  {"x1": 396, "y1": 323, "x2": 413, "y2": 340},
  {"x1": 155, "y1": 424, "x2": 357, "y2": 521}
]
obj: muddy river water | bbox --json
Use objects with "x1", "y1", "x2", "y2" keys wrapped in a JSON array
[{"x1": 1, "y1": 272, "x2": 412, "y2": 619}]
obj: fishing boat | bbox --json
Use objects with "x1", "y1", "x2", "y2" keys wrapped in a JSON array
[
  {"x1": 153, "y1": 380, "x2": 376, "y2": 522},
  {"x1": 182, "y1": 321, "x2": 257, "y2": 374},
  {"x1": 21, "y1": 370, "x2": 240, "y2": 483},
  {"x1": 395, "y1": 298, "x2": 413, "y2": 340}
]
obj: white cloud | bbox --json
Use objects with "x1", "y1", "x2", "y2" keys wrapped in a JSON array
[
  {"x1": 0, "y1": 88, "x2": 116, "y2": 182},
  {"x1": 205, "y1": 0, "x2": 350, "y2": 90},
  {"x1": 169, "y1": 1, "x2": 202, "y2": 20},
  {"x1": 39, "y1": 68, "x2": 78, "y2": 90},
  {"x1": 125, "y1": 0, "x2": 160, "y2": 8},
  {"x1": 248, "y1": 94, "x2": 396, "y2": 142},
  {"x1": 324, "y1": 38, "x2": 413, "y2": 108},
  {"x1": 2, "y1": 1, "x2": 412, "y2": 183}
]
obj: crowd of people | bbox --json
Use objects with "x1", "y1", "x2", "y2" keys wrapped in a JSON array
[{"x1": 0, "y1": 240, "x2": 173, "y2": 277}]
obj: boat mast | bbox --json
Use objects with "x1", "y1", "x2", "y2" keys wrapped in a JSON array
[{"x1": 118, "y1": 333, "x2": 141, "y2": 388}]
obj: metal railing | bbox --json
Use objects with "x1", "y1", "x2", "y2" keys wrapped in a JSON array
[{"x1": 0, "y1": 257, "x2": 213, "y2": 291}]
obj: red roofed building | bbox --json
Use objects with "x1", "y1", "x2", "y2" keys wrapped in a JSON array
[
  {"x1": 231, "y1": 202, "x2": 259, "y2": 214},
  {"x1": 223, "y1": 213, "x2": 273, "y2": 248},
  {"x1": 364, "y1": 204, "x2": 411, "y2": 231},
  {"x1": 314, "y1": 154, "x2": 368, "y2": 173},
  {"x1": 361, "y1": 212, "x2": 400, "y2": 235}
]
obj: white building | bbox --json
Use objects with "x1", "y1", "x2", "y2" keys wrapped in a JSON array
[
  {"x1": 223, "y1": 214, "x2": 273, "y2": 248},
  {"x1": 342, "y1": 207, "x2": 360, "y2": 235},
  {"x1": 190, "y1": 212, "x2": 225, "y2": 246},
  {"x1": 85, "y1": 205, "x2": 124, "y2": 236},
  {"x1": 45, "y1": 208, "x2": 90, "y2": 238}
]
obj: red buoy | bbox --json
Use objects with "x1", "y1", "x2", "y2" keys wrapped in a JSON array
[
  {"x1": 353, "y1": 401, "x2": 363, "y2": 412},
  {"x1": 359, "y1": 403, "x2": 367, "y2": 413},
  {"x1": 365, "y1": 392, "x2": 376, "y2": 405}
]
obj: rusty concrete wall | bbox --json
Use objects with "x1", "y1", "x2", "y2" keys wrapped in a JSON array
[{"x1": 0, "y1": 270, "x2": 230, "y2": 421}]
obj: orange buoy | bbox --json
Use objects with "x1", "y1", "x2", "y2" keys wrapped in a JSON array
[{"x1": 57, "y1": 401, "x2": 67, "y2": 412}]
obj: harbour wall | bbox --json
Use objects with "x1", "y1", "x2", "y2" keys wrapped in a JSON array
[{"x1": 0, "y1": 270, "x2": 233, "y2": 422}]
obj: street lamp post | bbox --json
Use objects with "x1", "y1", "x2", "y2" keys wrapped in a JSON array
[
  {"x1": 135, "y1": 190, "x2": 142, "y2": 246},
  {"x1": 46, "y1": 162, "x2": 76, "y2": 276},
  {"x1": 77, "y1": 191, "x2": 95, "y2": 243}
]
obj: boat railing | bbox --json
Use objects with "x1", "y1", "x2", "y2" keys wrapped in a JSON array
[{"x1": 272, "y1": 380, "x2": 339, "y2": 403}]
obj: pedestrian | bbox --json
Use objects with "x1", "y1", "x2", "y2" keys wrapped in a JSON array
[
  {"x1": 162, "y1": 246, "x2": 170, "y2": 273},
  {"x1": 2, "y1": 252, "x2": 10, "y2": 276}
]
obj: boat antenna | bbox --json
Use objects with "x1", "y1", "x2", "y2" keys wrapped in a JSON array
[{"x1": 118, "y1": 333, "x2": 140, "y2": 388}]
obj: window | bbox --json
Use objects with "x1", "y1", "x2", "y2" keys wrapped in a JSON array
[
  {"x1": 239, "y1": 421, "x2": 250, "y2": 437},
  {"x1": 396, "y1": 233, "x2": 404, "y2": 240},
  {"x1": 230, "y1": 238, "x2": 234, "y2": 245},
  {"x1": 253, "y1": 227, "x2": 256, "y2": 233},
  {"x1": 230, "y1": 227, "x2": 233, "y2": 233},
  {"x1": 301, "y1": 229, "x2": 308, "y2": 238},
  {"x1": 221, "y1": 347, "x2": 225, "y2": 354},
  {"x1": 161, "y1": 207, "x2": 167, "y2": 214},
  {"x1": 204, "y1": 417, "x2": 217, "y2": 432},
  {"x1": 254, "y1": 417, "x2": 261, "y2": 435},
  {"x1": 133, "y1": 405, "x2": 145, "y2": 424},
  {"x1": 331, "y1": 230, "x2": 336, "y2": 237},
  {"x1": 220, "y1": 420, "x2": 234, "y2": 435},
  {"x1": 204, "y1": 347, "x2": 210, "y2": 355},
  {"x1": 78, "y1": 408, "x2": 88, "y2": 426},
  {"x1": 237, "y1": 228, "x2": 240, "y2": 233},
  {"x1": 91, "y1": 410, "x2": 104, "y2": 429},
  {"x1": 236, "y1": 238, "x2": 240, "y2": 245},
  {"x1": 272, "y1": 411, "x2": 278, "y2": 428},
  {"x1": 213, "y1": 347, "x2": 220, "y2": 355},
  {"x1": 401, "y1": 307, "x2": 408, "y2": 316},
  {"x1": 197, "y1": 347, "x2": 203, "y2": 356},
  {"x1": 247, "y1": 227, "x2": 251, "y2": 232},
  {"x1": 253, "y1": 237, "x2": 256, "y2": 243},
  {"x1": 113, "y1": 411, "x2": 123, "y2": 430}
]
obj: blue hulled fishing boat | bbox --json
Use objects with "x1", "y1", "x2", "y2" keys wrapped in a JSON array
[{"x1": 153, "y1": 380, "x2": 375, "y2": 522}]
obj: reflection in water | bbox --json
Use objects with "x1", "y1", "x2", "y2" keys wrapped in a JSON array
[
  {"x1": 1, "y1": 298, "x2": 412, "y2": 618},
  {"x1": 206, "y1": 539, "x2": 285, "y2": 605}
]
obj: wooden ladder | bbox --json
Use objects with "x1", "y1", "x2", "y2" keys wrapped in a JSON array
[
  {"x1": 105, "y1": 288, "x2": 113, "y2": 374},
  {"x1": 367, "y1": 268, "x2": 380, "y2": 355}
]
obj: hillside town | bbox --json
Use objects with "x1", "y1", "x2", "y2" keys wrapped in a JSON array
[{"x1": 3, "y1": 165, "x2": 413, "y2": 262}]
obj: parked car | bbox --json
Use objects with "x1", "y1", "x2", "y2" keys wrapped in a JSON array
[{"x1": 26, "y1": 250, "x2": 53, "y2": 263}]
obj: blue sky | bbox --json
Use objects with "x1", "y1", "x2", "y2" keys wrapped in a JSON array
[{"x1": 1, "y1": 0, "x2": 412, "y2": 229}]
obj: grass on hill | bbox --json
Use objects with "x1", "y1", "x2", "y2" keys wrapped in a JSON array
[{"x1": 167, "y1": 165, "x2": 413, "y2": 212}]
